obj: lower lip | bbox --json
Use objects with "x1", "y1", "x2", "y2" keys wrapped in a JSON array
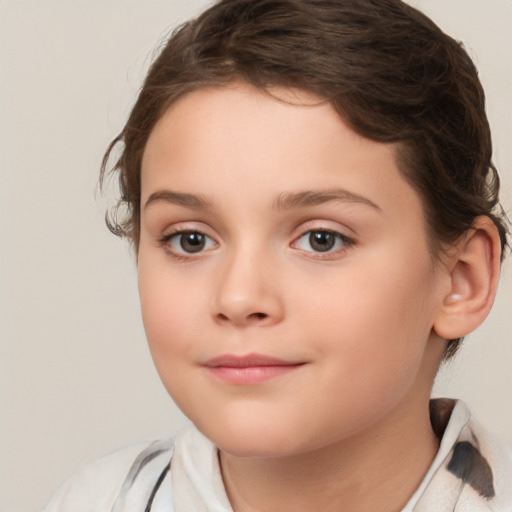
[{"x1": 206, "y1": 365, "x2": 303, "y2": 385}]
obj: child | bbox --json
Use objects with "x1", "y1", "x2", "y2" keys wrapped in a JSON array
[{"x1": 45, "y1": 0, "x2": 511, "y2": 510}]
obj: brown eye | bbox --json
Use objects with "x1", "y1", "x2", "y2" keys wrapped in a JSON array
[
  {"x1": 179, "y1": 232, "x2": 206, "y2": 253},
  {"x1": 294, "y1": 229, "x2": 354, "y2": 255},
  {"x1": 162, "y1": 230, "x2": 217, "y2": 256},
  {"x1": 309, "y1": 231, "x2": 336, "y2": 252}
]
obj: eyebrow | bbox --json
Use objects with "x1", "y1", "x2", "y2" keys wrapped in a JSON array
[
  {"x1": 144, "y1": 190, "x2": 211, "y2": 210},
  {"x1": 143, "y1": 187, "x2": 382, "y2": 213},
  {"x1": 272, "y1": 188, "x2": 382, "y2": 212}
]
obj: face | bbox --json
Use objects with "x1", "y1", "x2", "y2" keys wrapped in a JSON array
[{"x1": 138, "y1": 83, "x2": 447, "y2": 458}]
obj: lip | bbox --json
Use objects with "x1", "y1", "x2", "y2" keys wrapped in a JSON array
[{"x1": 203, "y1": 353, "x2": 305, "y2": 385}]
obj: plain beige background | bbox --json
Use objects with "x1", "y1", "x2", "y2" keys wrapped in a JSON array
[{"x1": 0, "y1": 1, "x2": 510, "y2": 511}]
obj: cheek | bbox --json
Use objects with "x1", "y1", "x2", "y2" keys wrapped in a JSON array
[
  {"x1": 138, "y1": 280, "x2": 200, "y2": 411},
  {"x1": 306, "y1": 253, "x2": 437, "y2": 384},
  {"x1": 138, "y1": 260, "x2": 200, "y2": 364}
]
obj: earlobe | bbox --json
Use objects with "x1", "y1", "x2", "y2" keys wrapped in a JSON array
[{"x1": 433, "y1": 216, "x2": 502, "y2": 340}]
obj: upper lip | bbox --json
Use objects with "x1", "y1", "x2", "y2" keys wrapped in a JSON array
[{"x1": 204, "y1": 353, "x2": 303, "y2": 368}]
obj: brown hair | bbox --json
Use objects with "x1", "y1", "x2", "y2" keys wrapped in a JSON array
[{"x1": 101, "y1": 0, "x2": 509, "y2": 358}]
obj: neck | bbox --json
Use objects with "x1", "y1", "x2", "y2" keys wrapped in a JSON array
[{"x1": 220, "y1": 396, "x2": 440, "y2": 512}]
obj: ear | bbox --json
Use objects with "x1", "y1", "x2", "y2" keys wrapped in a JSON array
[{"x1": 433, "y1": 216, "x2": 502, "y2": 340}]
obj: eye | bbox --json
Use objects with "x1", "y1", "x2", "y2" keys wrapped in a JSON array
[
  {"x1": 294, "y1": 229, "x2": 352, "y2": 253},
  {"x1": 162, "y1": 230, "x2": 217, "y2": 255}
]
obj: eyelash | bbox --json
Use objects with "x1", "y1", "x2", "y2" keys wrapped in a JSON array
[
  {"x1": 158, "y1": 227, "x2": 355, "y2": 260},
  {"x1": 292, "y1": 228, "x2": 355, "y2": 259},
  {"x1": 158, "y1": 229, "x2": 218, "y2": 261}
]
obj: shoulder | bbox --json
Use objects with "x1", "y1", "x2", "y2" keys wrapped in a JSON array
[
  {"x1": 460, "y1": 410, "x2": 512, "y2": 510},
  {"x1": 414, "y1": 399, "x2": 512, "y2": 511},
  {"x1": 44, "y1": 439, "x2": 170, "y2": 512}
]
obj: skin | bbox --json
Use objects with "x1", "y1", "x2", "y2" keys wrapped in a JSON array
[{"x1": 137, "y1": 83, "x2": 460, "y2": 511}]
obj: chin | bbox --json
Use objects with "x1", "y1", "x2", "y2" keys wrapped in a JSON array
[
  {"x1": 198, "y1": 418, "x2": 307, "y2": 459},
  {"x1": 217, "y1": 437, "x2": 299, "y2": 459}
]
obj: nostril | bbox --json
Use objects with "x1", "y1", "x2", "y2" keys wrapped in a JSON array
[
  {"x1": 250, "y1": 312, "x2": 268, "y2": 320},
  {"x1": 214, "y1": 310, "x2": 271, "y2": 324}
]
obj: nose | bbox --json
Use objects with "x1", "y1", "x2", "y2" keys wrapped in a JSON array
[{"x1": 212, "y1": 248, "x2": 284, "y2": 327}]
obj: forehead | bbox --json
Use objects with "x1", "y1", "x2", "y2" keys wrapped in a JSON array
[
  {"x1": 141, "y1": 83, "x2": 423, "y2": 224},
  {"x1": 143, "y1": 83, "x2": 374, "y2": 162}
]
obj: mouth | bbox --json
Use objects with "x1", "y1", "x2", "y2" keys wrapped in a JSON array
[{"x1": 203, "y1": 353, "x2": 306, "y2": 385}]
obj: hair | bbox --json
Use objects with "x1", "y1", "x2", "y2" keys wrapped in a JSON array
[{"x1": 101, "y1": 0, "x2": 509, "y2": 359}]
